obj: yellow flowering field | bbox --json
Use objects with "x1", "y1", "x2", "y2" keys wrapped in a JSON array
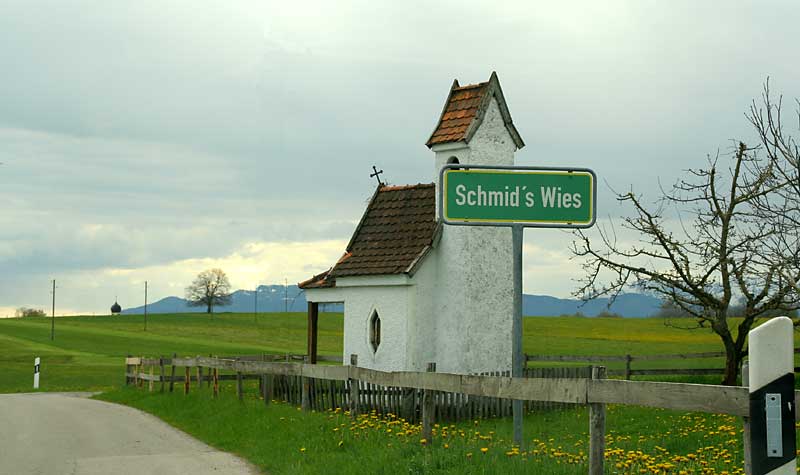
[{"x1": 321, "y1": 404, "x2": 759, "y2": 474}]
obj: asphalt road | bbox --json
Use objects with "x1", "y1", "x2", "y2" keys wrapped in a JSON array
[{"x1": 0, "y1": 392, "x2": 259, "y2": 475}]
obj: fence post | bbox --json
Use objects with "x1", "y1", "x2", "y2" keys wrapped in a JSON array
[
  {"x1": 148, "y1": 366, "x2": 154, "y2": 392},
  {"x1": 262, "y1": 373, "x2": 272, "y2": 405},
  {"x1": 422, "y1": 362, "x2": 436, "y2": 443},
  {"x1": 301, "y1": 356, "x2": 310, "y2": 411},
  {"x1": 159, "y1": 356, "x2": 165, "y2": 393},
  {"x1": 169, "y1": 353, "x2": 176, "y2": 393},
  {"x1": 589, "y1": 366, "x2": 606, "y2": 475},
  {"x1": 125, "y1": 354, "x2": 131, "y2": 386},
  {"x1": 259, "y1": 354, "x2": 265, "y2": 396},
  {"x1": 743, "y1": 361, "x2": 751, "y2": 475},
  {"x1": 196, "y1": 361, "x2": 202, "y2": 389},
  {"x1": 213, "y1": 367, "x2": 219, "y2": 398},
  {"x1": 349, "y1": 354, "x2": 359, "y2": 419},
  {"x1": 184, "y1": 367, "x2": 190, "y2": 395},
  {"x1": 747, "y1": 316, "x2": 795, "y2": 475},
  {"x1": 207, "y1": 354, "x2": 212, "y2": 388},
  {"x1": 236, "y1": 371, "x2": 244, "y2": 402},
  {"x1": 624, "y1": 354, "x2": 632, "y2": 380}
]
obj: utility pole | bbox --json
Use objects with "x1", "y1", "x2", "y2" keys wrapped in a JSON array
[
  {"x1": 254, "y1": 284, "x2": 258, "y2": 323},
  {"x1": 50, "y1": 280, "x2": 55, "y2": 341},
  {"x1": 144, "y1": 281, "x2": 148, "y2": 331},
  {"x1": 284, "y1": 278, "x2": 288, "y2": 313}
]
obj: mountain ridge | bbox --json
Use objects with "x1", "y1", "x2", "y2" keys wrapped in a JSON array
[{"x1": 121, "y1": 285, "x2": 662, "y2": 318}]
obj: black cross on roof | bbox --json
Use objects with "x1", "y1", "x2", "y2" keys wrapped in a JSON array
[{"x1": 370, "y1": 165, "x2": 384, "y2": 185}]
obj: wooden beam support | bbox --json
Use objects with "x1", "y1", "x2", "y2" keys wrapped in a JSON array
[{"x1": 307, "y1": 302, "x2": 319, "y2": 365}]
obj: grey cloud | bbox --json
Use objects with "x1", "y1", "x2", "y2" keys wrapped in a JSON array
[{"x1": 1, "y1": 0, "x2": 799, "y2": 313}]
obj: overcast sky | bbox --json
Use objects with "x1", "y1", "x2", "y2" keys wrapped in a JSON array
[{"x1": 1, "y1": 1, "x2": 798, "y2": 316}]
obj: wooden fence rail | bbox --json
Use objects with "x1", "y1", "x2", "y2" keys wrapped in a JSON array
[
  {"x1": 125, "y1": 355, "x2": 800, "y2": 419},
  {"x1": 526, "y1": 348, "x2": 800, "y2": 379}
]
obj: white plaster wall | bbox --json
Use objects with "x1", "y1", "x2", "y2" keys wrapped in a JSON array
[
  {"x1": 466, "y1": 97, "x2": 517, "y2": 167},
  {"x1": 339, "y1": 285, "x2": 412, "y2": 371},
  {"x1": 406, "y1": 256, "x2": 438, "y2": 371}
]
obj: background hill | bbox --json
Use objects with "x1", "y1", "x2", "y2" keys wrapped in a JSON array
[
  {"x1": 121, "y1": 285, "x2": 340, "y2": 315},
  {"x1": 122, "y1": 285, "x2": 661, "y2": 317},
  {"x1": 523, "y1": 293, "x2": 661, "y2": 318}
]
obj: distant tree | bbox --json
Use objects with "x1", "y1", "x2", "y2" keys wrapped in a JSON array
[
  {"x1": 596, "y1": 310, "x2": 623, "y2": 318},
  {"x1": 653, "y1": 300, "x2": 695, "y2": 319},
  {"x1": 15, "y1": 307, "x2": 46, "y2": 318},
  {"x1": 572, "y1": 82, "x2": 800, "y2": 386},
  {"x1": 185, "y1": 268, "x2": 232, "y2": 314}
]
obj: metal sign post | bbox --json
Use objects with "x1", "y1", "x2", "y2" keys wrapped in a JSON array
[
  {"x1": 438, "y1": 164, "x2": 597, "y2": 447},
  {"x1": 511, "y1": 225, "x2": 523, "y2": 445}
]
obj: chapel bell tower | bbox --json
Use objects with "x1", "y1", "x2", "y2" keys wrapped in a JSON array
[
  {"x1": 419, "y1": 72, "x2": 526, "y2": 374},
  {"x1": 426, "y1": 71, "x2": 525, "y2": 180}
]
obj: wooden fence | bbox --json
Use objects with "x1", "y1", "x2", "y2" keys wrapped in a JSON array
[
  {"x1": 124, "y1": 355, "x2": 590, "y2": 423},
  {"x1": 124, "y1": 354, "x2": 800, "y2": 475},
  {"x1": 526, "y1": 348, "x2": 800, "y2": 379}
]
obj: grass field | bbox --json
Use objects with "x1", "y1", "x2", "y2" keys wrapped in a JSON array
[
  {"x1": 0, "y1": 312, "x2": 781, "y2": 474},
  {"x1": 0, "y1": 312, "x2": 744, "y2": 393}
]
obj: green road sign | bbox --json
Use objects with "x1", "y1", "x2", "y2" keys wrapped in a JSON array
[{"x1": 440, "y1": 166, "x2": 596, "y2": 227}]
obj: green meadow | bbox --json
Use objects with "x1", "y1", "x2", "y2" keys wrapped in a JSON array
[
  {"x1": 0, "y1": 312, "x2": 775, "y2": 474},
  {"x1": 0, "y1": 312, "x2": 753, "y2": 393}
]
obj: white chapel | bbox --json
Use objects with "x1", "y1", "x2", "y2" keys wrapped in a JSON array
[{"x1": 300, "y1": 72, "x2": 525, "y2": 375}]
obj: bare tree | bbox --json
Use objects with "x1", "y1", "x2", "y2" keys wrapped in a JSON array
[
  {"x1": 185, "y1": 268, "x2": 232, "y2": 315},
  {"x1": 572, "y1": 82, "x2": 800, "y2": 385}
]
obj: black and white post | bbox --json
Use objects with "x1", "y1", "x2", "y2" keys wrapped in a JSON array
[
  {"x1": 33, "y1": 357, "x2": 40, "y2": 389},
  {"x1": 748, "y1": 316, "x2": 796, "y2": 475}
]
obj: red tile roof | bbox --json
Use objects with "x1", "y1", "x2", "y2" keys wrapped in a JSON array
[
  {"x1": 299, "y1": 183, "x2": 438, "y2": 289},
  {"x1": 426, "y1": 72, "x2": 524, "y2": 149},
  {"x1": 427, "y1": 82, "x2": 488, "y2": 146}
]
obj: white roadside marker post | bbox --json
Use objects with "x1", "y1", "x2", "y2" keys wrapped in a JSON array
[
  {"x1": 33, "y1": 357, "x2": 40, "y2": 389},
  {"x1": 748, "y1": 316, "x2": 796, "y2": 475}
]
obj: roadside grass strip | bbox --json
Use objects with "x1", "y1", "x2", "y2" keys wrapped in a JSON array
[{"x1": 96, "y1": 382, "x2": 784, "y2": 474}]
